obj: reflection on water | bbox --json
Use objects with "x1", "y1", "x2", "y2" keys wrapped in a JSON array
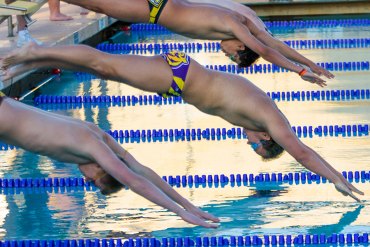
[
  {"x1": 0, "y1": 23, "x2": 369, "y2": 240},
  {"x1": 3, "y1": 182, "x2": 368, "y2": 240}
]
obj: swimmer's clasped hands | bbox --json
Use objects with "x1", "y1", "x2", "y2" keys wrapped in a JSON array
[
  {"x1": 334, "y1": 179, "x2": 364, "y2": 203},
  {"x1": 299, "y1": 64, "x2": 334, "y2": 87},
  {"x1": 179, "y1": 204, "x2": 220, "y2": 228},
  {"x1": 301, "y1": 71, "x2": 328, "y2": 87},
  {"x1": 186, "y1": 205, "x2": 220, "y2": 223}
]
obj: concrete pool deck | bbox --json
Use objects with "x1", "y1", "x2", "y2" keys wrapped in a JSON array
[{"x1": 0, "y1": 2, "x2": 117, "y2": 96}]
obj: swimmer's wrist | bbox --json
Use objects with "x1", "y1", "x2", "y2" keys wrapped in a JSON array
[
  {"x1": 298, "y1": 68, "x2": 307, "y2": 76},
  {"x1": 182, "y1": 200, "x2": 195, "y2": 210},
  {"x1": 173, "y1": 206, "x2": 186, "y2": 216}
]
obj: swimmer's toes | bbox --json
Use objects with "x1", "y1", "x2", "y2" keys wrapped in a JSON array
[{"x1": 1, "y1": 57, "x2": 15, "y2": 69}]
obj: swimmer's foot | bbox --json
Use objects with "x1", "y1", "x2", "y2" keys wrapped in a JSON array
[
  {"x1": 0, "y1": 68, "x2": 5, "y2": 77},
  {"x1": 1, "y1": 42, "x2": 39, "y2": 70},
  {"x1": 49, "y1": 13, "x2": 73, "y2": 21},
  {"x1": 0, "y1": 61, "x2": 46, "y2": 81},
  {"x1": 1, "y1": 64, "x2": 28, "y2": 81},
  {"x1": 80, "y1": 7, "x2": 89, "y2": 15}
]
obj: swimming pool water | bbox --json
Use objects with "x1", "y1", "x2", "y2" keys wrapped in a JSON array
[{"x1": 0, "y1": 21, "x2": 369, "y2": 241}]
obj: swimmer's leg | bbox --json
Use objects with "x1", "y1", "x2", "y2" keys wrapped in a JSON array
[
  {"x1": 1, "y1": 58, "x2": 84, "y2": 81},
  {"x1": 1, "y1": 61, "x2": 47, "y2": 81},
  {"x1": 1, "y1": 42, "x2": 39, "y2": 69},
  {"x1": 61, "y1": 0, "x2": 149, "y2": 23},
  {"x1": 3, "y1": 43, "x2": 171, "y2": 93},
  {"x1": 1, "y1": 43, "x2": 94, "y2": 74}
]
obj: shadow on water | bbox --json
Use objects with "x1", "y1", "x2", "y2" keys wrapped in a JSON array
[
  {"x1": 307, "y1": 204, "x2": 364, "y2": 235},
  {"x1": 150, "y1": 183, "x2": 288, "y2": 238}
]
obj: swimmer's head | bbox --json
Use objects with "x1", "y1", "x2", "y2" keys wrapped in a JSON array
[
  {"x1": 243, "y1": 129, "x2": 284, "y2": 160},
  {"x1": 78, "y1": 163, "x2": 123, "y2": 195},
  {"x1": 220, "y1": 39, "x2": 260, "y2": 67}
]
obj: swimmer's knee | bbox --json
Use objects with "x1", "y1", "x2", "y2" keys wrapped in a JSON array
[
  {"x1": 90, "y1": 57, "x2": 112, "y2": 79},
  {"x1": 85, "y1": 121, "x2": 98, "y2": 130},
  {"x1": 101, "y1": 131, "x2": 115, "y2": 146},
  {"x1": 252, "y1": 10, "x2": 258, "y2": 17},
  {"x1": 85, "y1": 122, "x2": 105, "y2": 137}
]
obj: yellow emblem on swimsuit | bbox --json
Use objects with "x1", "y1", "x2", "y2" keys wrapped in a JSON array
[
  {"x1": 0, "y1": 91, "x2": 5, "y2": 97},
  {"x1": 165, "y1": 51, "x2": 189, "y2": 68}
]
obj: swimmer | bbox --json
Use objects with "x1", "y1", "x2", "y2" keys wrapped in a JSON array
[
  {"x1": 55, "y1": 0, "x2": 332, "y2": 86},
  {"x1": 0, "y1": 90, "x2": 219, "y2": 228},
  {"x1": 0, "y1": 43, "x2": 363, "y2": 202}
]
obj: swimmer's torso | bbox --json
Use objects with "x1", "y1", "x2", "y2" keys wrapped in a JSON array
[
  {"x1": 0, "y1": 98, "x2": 99, "y2": 164},
  {"x1": 159, "y1": 0, "x2": 246, "y2": 40},
  {"x1": 182, "y1": 57, "x2": 275, "y2": 132},
  {"x1": 100, "y1": 0, "x2": 252, "y2": 40},
  {"x1": 135, "y1": 52, "x2": 274, "y2": 131}
]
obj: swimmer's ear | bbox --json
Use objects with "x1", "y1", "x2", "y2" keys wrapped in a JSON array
[
  {"x1": 99, "y1": 174, "x2": 124, "y2": 195},
  {"x1": 261, "y1": 132, "x2": 271, "y2": 140}
]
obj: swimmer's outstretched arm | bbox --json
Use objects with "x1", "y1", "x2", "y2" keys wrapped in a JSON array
[
  {"x1": 101, "y1": 133, "x2": 220, "y2": 223},
  {"x1": 225, "y1": 18, "x2": 328, "y2": 86},
  {"x1": 189, "y1": 0, "x2": 334, "y2": 80},
  {"x1": 251, "y1": 29, "x2": 334, "y2": 80},
  {"x1": 264, "y1": 108, "x2": 364, "y2": 202},
  {"x1": 88, "y1": 138, "x2": 218, "y2": 228}
]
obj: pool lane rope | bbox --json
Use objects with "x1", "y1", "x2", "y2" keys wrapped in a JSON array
[
  {"x1": 97, "y1": 38, "x2": 370, "y2": 54},
  {"x1": 34, "y1": 88, "x2": 370, "y2": 108},
  {"x1": 129, "y1": 18, "x2": 370, "y2": 31},
  {"x1": 104, "y1": 124, "x2": 369, "y2": 141},
  {"x1": 1, "y1": 232, "x2": 370, "y2": 246},
  {"x1": 0, "y1": 124, "x2": 368, "y2": 150},
  {"x1": 0, "y1": 170, "x2": 368, "y2": 191}
]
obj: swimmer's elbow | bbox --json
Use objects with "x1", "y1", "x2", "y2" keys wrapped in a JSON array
[
  {"x1": 293, "y1": 148, "x2": 312, "y2": 165},
  {"x1": 258, "y1": 47, "x2": 274, "y2": 60},
  {"x1": 125, "y1": 176, "x2": 149, "y2": 193}
]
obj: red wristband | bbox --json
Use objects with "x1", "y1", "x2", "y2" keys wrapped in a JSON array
[{"x1": 298, "y1": 68, "x2": 307, "y2": 76}]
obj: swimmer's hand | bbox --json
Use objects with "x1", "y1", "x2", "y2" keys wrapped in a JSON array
[
  {"x1": 186, "y1": 205, "x2": 220, "y2": 223},
  {"x1": 334, "y1": 180, "x2": 364, "y2": 202},
  {"x1": 179, "y1": 210, "x2": 219, "y2": 228},
  {"x1": 300, "y1": 71, "x2": 327, "y2": 87}
]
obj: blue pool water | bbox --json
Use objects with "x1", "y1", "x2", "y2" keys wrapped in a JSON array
[{"x1": 0, "y1": 20, "x2": 369, "y2": 242}]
